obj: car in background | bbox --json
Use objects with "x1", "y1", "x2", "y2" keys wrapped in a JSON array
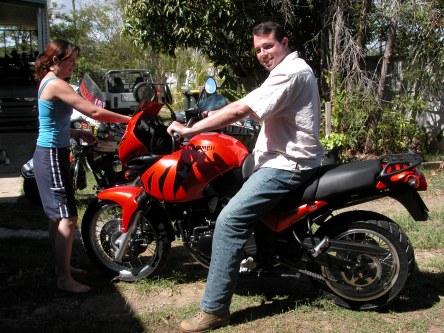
[{"x1": 104, "y1": 69, "x2": 154, "y2": 114}]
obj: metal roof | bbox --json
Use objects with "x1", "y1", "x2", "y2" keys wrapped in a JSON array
[{"x1": 0, "y1": 0, "x2": 47, "y2": 28}]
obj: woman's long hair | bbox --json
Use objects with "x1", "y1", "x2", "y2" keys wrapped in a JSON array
[{"x1": 34, "y1": 39, "x2": 80, "y2": 81}]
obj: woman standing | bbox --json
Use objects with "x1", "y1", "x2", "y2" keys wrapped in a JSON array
[{"x1": 33, "y1": 39, "x2": 131, "y2": 293}]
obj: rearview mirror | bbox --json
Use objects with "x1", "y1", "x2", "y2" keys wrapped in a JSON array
[
  {"x1": 163, "y1": 84, "x2": 173, "y2": 104},
  {"x1": 204, "y1": 77, "x2": 217, "y2": 94}
]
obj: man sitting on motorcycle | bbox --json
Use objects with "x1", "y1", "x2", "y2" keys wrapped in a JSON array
[{"x1": 167, "y1": 21, "x2": 324, "y2": 332}]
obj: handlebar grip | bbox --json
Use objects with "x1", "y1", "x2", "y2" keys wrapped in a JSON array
[{"x1": 172, "y1": 132, "x2": 181, "y2": 141}]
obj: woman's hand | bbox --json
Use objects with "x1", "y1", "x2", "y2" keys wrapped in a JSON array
[
  {"x1": 73, "y1": 129, "x2": 98, "y2": 145},
  {"x1": 80, "y1": 130, "x2": 98, "y2": 144}
]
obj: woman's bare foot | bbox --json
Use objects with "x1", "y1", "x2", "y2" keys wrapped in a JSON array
[
  {"x1": 57, "y1": 277, "x2": 91, "y2": 293},
  {"x1": 70, "y1": 266, "x2": 88, "y2": 275},
  {"x1": 55, "y1": 266, "x2": 88, "y2": 276}
]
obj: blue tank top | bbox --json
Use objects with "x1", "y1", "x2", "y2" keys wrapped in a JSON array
[{"x1": 36, "y1": 77, "x2": 73, "y2": 148}]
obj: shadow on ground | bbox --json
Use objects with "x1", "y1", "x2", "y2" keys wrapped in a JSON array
[{"x1": 0, "y1": 236, "x2": 147, "y2": 333}]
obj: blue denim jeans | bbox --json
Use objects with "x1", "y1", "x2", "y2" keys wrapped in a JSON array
[{"x1": 200, "y1": 166, "x2": 318, "y2": 314}]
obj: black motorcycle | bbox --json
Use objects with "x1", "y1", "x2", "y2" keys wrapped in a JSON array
[{"x1": 21, "y1": 118, "x2": 127, "y2": 204}]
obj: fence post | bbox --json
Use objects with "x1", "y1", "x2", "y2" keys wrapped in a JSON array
[{"x1": 325, "y1": 101, "x2": 331, "y2": 136}]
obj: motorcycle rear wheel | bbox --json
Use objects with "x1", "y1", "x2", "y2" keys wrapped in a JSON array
[
  {"x1": 23, "y1": 177, "x2": 41, "y2": 205},
  {"x1": 81, "y1": 200, "x2": 171, "y2": 282},
  {"x1": 314, "y1": 211, "x2": 414, "y2": 310}
]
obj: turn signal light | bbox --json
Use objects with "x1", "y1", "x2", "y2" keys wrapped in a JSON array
[
  {"x1": 124, "y1": 169, "x2": 138, "y2": 181},
  {"x1": 407, "y1": 176, "x2": 420, "y2": 188}
]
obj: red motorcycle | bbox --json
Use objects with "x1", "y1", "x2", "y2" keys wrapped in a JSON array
[{"x1": 81, "y1": 78, "x2": 428, "y2": 310}]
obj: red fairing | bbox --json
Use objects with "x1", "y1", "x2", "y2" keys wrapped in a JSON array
[
  {"x1": 118, "y1": 102, "x2": 163, "y2": 165},
  {"x1": 141, "y1": 132, "x2": 249, "y2": 202},
  {"x1": 97, "y1": 186, "x2": 143, "y2": 233},
  {"x1": 376, "y1": 167, "x2": 428, "y2": 191},
  {"x1": 261, "y1": 201, "x2": 328, "y2": 232}
]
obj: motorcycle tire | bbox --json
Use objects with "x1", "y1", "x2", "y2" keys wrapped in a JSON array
[
  {"x1": 72, "y1": 159, "x2": 87, "y2": 191},
  {"x1": 23, "y1": 177, "x2": 42, "y2": 205},
  {"x1": 313, "y1": 210, "x2": 414, "y2": 310},
  {"x1": 81, "y1": 199, "x2": 171, "y2": 282}
]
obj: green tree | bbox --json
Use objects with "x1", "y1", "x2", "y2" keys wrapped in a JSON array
[
  {"x1": 48, "y1": 0, "x2": 214, "y2": 110},
  {"x1": 319, "y1": 0, "x2": 443, "y2": 155},
  {"x1": 362, "y1": 0, "x2": 444, "y2": 153},
  {"x1": 47, "y1": 0, "x2": 443, "y2": 155},
  {"x1": 123, "y1": 0, "x2": 323, "y2": 89}
]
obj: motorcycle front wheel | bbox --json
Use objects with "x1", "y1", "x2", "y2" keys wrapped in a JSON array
[
  {"x1": 314, "y1": 211, "x2": 414, "y2": 310},
  {"x1": 81, "y1": 200, "x2": 171, "y2": 282}
]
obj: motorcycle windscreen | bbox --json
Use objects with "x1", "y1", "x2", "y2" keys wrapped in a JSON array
[{"x1": 79, "y1": 74, "x2": 105, "y2": 108}]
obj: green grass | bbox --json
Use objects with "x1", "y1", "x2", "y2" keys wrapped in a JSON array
[
  {"x1": 395, "y1": 210, "x2": 444, "y2": 249},
  {"x1": 423, "y1": 152, "x2": 444, "y2": 162}
]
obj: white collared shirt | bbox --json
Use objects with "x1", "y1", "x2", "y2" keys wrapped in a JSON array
[{"x1": 239, "y1": 52, "x2": 324, "y2": 170}]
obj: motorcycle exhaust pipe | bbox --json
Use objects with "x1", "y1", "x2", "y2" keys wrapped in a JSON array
[{"x1": 311, "y1": 236, "x2": 330, "y2": 257}]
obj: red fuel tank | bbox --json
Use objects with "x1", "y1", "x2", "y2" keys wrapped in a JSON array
[{"x1": 141, "y1": 132, "x2": 249, "y2": 202}]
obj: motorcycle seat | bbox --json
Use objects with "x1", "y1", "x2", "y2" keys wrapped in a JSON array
[
  {"x1": 314, "y1": 159, "x2": 382, "y2": 200},
  {"x1": 274, "y1": 159, "x2": 382, "y2": 211}
]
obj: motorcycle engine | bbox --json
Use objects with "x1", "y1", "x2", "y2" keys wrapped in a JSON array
[
  {"x1": 186, "y1": 197, "x2": 258, "y2": 262},
  {"x1": 180, "y1": 198, "x2": 221, "y2": 262},
  {"x1": 194, "y1": 229, "x2": 213, "y2": 259}
]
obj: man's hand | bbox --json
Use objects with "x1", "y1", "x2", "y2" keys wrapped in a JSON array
[
  {"x1": 167, "y1": 121, "x2": 190, "y2": 138},
  {"x1": 202, "y1": 110, "x2": 217, "y2": 118}
]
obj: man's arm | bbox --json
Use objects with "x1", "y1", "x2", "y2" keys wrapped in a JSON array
[{"x1": 167, "y1": 101, "x2": 253, "y2": 138}]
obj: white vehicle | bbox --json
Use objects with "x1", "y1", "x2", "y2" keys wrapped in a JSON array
[{"x1": 103, "y1": 69, "x2": 154, "y2": 114}]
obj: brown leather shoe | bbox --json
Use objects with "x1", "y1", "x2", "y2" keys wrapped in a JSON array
[{"x1": 179, "y1": 310, "x2": 230, "y2": 332}]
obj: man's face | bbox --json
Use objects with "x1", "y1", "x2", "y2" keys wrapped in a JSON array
[{"x1": 253, "y1": 32, "x2": 289, "y2": 71}]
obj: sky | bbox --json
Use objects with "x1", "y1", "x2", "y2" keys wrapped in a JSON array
[{"x1": 53, "y1": 0, "x2": 96, "y2": 13}]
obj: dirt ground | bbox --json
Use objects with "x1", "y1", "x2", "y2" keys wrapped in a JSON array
[
  {"x1": 0, "y1": 192, "x2": 442, "y2": 333},
  {"x1": 0, "y1": 132, "x2": 37, "y2": 203}
]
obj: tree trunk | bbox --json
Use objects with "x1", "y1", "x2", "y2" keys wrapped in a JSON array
[
  {"x1": 329, "y1": 0, "x2": 344, "y2": 110},
  {"x1": 364, "y1": 0, "x2": 402, "y2": 153},
  {"x1": 354, "y1": 0, "x2": 370, "y2": 72}
]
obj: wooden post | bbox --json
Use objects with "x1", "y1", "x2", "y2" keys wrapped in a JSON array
[{"x1": 325, "y1": 101, "x2": 331, "y2": 136}]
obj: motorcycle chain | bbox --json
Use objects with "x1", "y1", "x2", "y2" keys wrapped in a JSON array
[{"x1": 295, "y1": 268, "x2": 338, "y2": 283}]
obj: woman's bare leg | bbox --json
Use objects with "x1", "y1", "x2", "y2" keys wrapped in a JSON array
[
  {"x1": 51, "y1": 217, "x2": 90, "y2": 293},
  {"x1": 49, "y1": 220, "x2": 87, "y2": 275}
]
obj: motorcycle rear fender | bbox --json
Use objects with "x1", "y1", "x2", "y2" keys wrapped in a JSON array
[
  {"x1": 389, "y1": 190, "x2": 429, "y2": 221},
  {"x1": 97, "y1": 186, "x2": 143, "y2": 233}
]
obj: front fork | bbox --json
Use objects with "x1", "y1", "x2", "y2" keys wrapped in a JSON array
[{"x1": 97, "y1": 186, "x2": 147, "y2": 261}]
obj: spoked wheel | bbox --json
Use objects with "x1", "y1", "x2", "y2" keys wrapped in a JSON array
[
  {"x1": 314, "y1": 211, "x2": 414, "y2": 310},
  {"x1": 72, "y1": 160, "x2": 87, "y2": 192},
  {"x1": 81, "y1": 200, "x2": 171, "y2": 282}
]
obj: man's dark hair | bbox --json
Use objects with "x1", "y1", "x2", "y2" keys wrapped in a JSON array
[{"x1": 252, "y1": 21, "x2": 287, "y2": 42}]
